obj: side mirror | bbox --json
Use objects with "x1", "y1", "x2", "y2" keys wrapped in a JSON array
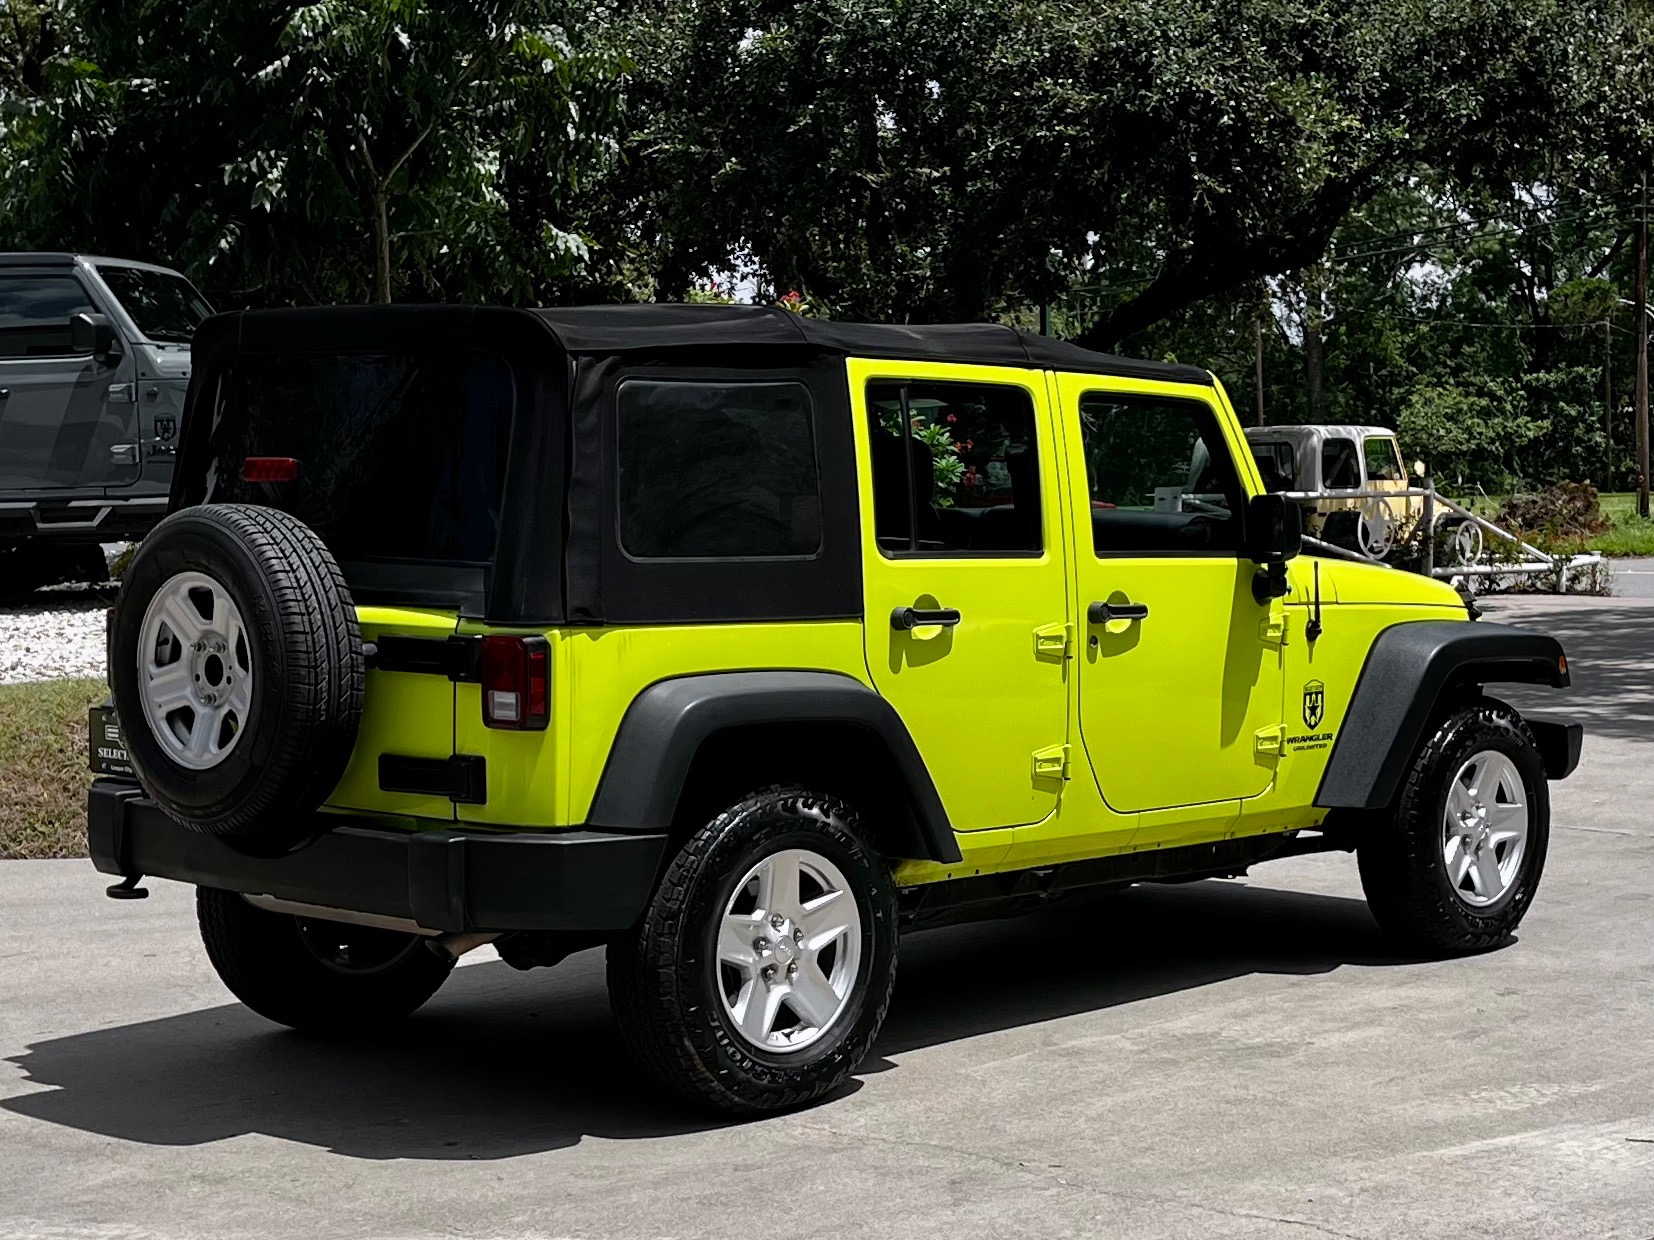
[
  {"x1": 1246, "y1": 493, "x2": 1302, "y2": 604},
  {"x1": 69, "y1": 311, "x2": 120, "y2": 364}
]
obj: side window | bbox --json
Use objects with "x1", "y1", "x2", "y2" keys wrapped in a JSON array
[
  {"x1": 1250, "y1": 440, "x2": 1296, "y2": 492},
  {"x1": 617, "y1": 379, "x2": 822, "y2": 560},
  {"x1": 1322, "y1": 437, "x2": 1361, "y2": 490},
  {"x1": 865, "y1": 379, "x2": 1042, "y2": 556},
  {"x1": 0, "y1": 276, "x2": 95, "y2": 359},
  {"x1": 1363, "y1": 436, "x2": 1403, "y2": 482},
  {"x1": 1079, "y1": 395, "x2": 1242, "y2": 556}
]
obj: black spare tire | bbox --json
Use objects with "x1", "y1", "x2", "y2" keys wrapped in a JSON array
[{"x1": 109, "y1": 504, "x2": 363, "y2": 847}]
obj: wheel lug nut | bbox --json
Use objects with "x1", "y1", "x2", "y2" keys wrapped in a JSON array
[
  {"x1": 793, "y1": 928, "x2": 802, "y2": 942},
  {"x1": 787, "y1": 962, "x2": 797, "y2": 977},
  {"x1": 212, "y1": 641, "x2": 227, "y2": 654},
  {"x1": 762, "y1": 965, "x2": 776, "y2": 981},
  {"x1": 771, "y1": 914, "x2": 784, "y2": 930},
  {"x1": 754, "y1": 937, "x2": 769, "y2": 951}
]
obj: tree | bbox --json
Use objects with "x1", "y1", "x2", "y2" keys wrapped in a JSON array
[
  {"x1": 607, "y1": 0, "x2": 1626, "y2": 348},
  {"x1": 0, "y1": 0, "x2": 627, "y2": 306}
]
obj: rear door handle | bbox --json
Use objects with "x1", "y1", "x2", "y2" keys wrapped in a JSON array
[
  {"x1": 891, "y1": 606, "x2": 962, "y2": 631},
  {"x1": 1088, "y1": 600, "x2": 1149, "y2": 624}
]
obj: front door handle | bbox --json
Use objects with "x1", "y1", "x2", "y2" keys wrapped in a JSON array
[
  {"x1": 1088, "y1": 600, "x2": 1149, "y2": 624},
  {"x1": 892, "y1": 605, "x2": 962, "y2": 631}
]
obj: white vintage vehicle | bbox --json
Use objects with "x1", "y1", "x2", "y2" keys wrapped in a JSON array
[{"x1": 1242, "y1": 424, "x2": 1483, "y2": 564}]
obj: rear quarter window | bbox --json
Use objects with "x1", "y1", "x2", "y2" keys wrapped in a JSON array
[{"x1": 617, "y1": 379, "x2": 822, "y2": 560}]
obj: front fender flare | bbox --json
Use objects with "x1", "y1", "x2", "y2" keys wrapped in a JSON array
[
  {"x1": 1315, "y1": 621, "x2": 1571, "y2": 810},
  {"x1": 585, "y1": 670, "x2": 961, "y2": 864}
]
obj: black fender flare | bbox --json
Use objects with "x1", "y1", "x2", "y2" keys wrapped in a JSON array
[
  {"x1": 1315, "y1": 620, "x2": 1573, "y2": 810},
  {"x1": 584, "y1": 670, "x2": 962, "y2": 864}
]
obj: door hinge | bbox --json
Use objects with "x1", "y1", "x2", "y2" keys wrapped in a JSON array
[
  {"x1": 1032, "y1": 743, "x2": 1071, "y2": 781},
  {"x1": 1260, "y1": 612, "x2": 1290, "y2": 647},
  {"x1": 1254, "y1": 725, "x2": 1286, "y2": 755},
  {"x1": 1033, "y1": 622, "x2": 1073, "y2": 661}
]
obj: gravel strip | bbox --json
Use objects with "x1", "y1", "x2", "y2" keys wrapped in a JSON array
[
  {"x1": 1, "y1": 544, "x2": 126, "y2": 685},
  {"x1": 1, "y1": 591, "x2": 114, "y2": 685}
]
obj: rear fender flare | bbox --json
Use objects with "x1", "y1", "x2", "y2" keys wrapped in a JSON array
[{"x1": 585, "y1": 671, "x2": 961, "y2": 864}]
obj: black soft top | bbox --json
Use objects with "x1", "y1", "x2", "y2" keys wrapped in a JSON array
[{"x1": 202, "y1": 302, "x2": 1212, "y2": 385}]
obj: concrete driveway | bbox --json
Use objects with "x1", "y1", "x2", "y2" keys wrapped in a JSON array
[{"x1": 2, "y1": 596, "x2": 1652, "y2": 1240}]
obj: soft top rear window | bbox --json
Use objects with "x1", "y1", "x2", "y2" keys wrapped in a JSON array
[{"x1": 206, "y1": 350, "x2": 513, "y2": 564}]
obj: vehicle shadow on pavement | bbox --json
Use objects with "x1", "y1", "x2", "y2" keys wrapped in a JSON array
[{"x1": 3, "y1": 879, "x2": 1430, "y2": 1160}]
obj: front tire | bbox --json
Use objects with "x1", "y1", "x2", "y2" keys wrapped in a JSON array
[
  {"x1": 607, "y1": 788, "x2": 898, "y2": 1115},
  {"x1": 1357, "y1": 700, "x2": 1549, "y2": 955},
  {"x1": 197, "y1": 887, "x2": 454, "y2": 1032}
]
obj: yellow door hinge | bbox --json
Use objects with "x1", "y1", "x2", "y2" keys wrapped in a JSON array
[
  {"x1": 1033, "y1": 621, "x2": 1073, "y2": 661},
  {"x1": 1032, "y1": 743, "x2": 1071, "y2": 780},
  {"x1": 1260, "y1": 613, "x2": 1290, "y2": 647},
  {"x1": 1254, "y1": 725, "x2": 1286, "y2": 755}
]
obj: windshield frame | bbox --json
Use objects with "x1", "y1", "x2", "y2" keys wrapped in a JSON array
[{"x1": 94, "y1": 264, "x2": 213, "y2": 345}]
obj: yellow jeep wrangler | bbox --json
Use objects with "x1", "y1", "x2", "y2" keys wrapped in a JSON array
[{"x1": 88, "y1": 304, "x2": 1581, "y2": 1114}]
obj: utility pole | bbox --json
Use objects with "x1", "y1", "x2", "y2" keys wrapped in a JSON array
[
  {"x1": 1254, "y1": 313, "x2": 1266, "y2": 426},
  {"x1": 1605, "y1": 318, "x2": 1614, "y2": 479},
  {"x1": 1637, "y1": 171, "x2": 1650, "y2": 519}
]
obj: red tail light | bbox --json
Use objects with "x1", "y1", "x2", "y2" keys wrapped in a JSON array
[
  {"x1": 480, "y1": 635, "x2": 549, "y2": 730},
  {"x1": 242, "y1": 456, "x2": 299, "y2": 483}
]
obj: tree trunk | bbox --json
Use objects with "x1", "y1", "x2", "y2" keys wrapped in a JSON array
[
  {"x1": 1304, "y1": 314, "x2": 1328, "y2": 422},
  {"x1": 373, "y1": 189, "x2": 392, "y2": 304}
]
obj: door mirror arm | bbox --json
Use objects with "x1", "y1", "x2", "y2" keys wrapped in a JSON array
[{"x1": 1244, "y1": 493, "x2": 1302, "y2": 604}]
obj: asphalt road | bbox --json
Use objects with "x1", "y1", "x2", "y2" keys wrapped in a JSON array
[
  {"x1": 1612, "y1": 557, "x2": 1654, "y2": 599},
  {"x1": 2, "y1": 596, "x2": 1652, "y2": 1240}
]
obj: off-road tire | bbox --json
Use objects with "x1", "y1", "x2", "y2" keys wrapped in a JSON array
[
  {"x1": 607, "y1": 787, "x2": 899, "y2": 1115},
  {"x1": 1357, "y1": 699, "x2": 1549, "y2": 955},
  {"x1": 197, "y1": 887, "x2": 454, "y2": 1032},
  {"x1": 110, "y1": 504, "x2": 362, "y2": 849}
]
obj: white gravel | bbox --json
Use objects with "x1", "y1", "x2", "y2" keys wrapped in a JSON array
[
  {"x1": 1, "y1": 593, "x2": 113, "y2": 685},
  {"x1": 1, "y1": 544, "x2": 126, "y2": 685}
]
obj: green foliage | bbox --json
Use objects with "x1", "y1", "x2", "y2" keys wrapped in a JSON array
[{"x1": 0, "y1": 0, "x2": 627, "y2": 305}]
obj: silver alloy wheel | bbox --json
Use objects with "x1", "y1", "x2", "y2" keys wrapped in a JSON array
[
  {"x1": 1441, "y1": 749, "x2": 1529, "y2": 908},
  {"x1": 716, "y1": 847, "x2": 863, "y2": 1054},
  {"x1": 136, "y1": 571, "x2": 254, "y2": 770}
]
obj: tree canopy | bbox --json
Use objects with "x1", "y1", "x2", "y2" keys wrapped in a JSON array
[{"x1": 2, "y1": 0, "x2": 1651, "y2": 486}]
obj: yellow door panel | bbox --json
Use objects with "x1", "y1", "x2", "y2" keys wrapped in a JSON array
[
  {"x1": 850, "y1": 358, "x2": 1070, "y2": 833},
  {"x1": 1054, "y1": 372, "x2": 1285, "y2": 826},
  {"x1": 326, "y1": 606, "x2": 457, "y2": 820}
]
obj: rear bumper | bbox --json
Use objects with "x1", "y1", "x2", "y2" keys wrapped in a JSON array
[{"x1": 87, "y1": 779, "x2": 668, "y2": 933}]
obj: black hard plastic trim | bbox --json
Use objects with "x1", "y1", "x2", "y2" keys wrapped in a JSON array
[
  {"x1": 1315, "y1": 621, "x2": 1571, "y2": 810},
  {"x1": 87, "y1": 779, "x2": 665, "y2": 933},
  {"x1": 368, "y1": 634, "x2": 482, "y2": 682},
  {"x1": 1525, "y1": 717, "x2": 1583, "y2": 781},
  {"x1": 378, "y1": 754, "x2": 488, "y2": 804},
  {"x1": 586, "y1": 670, "x2": 962, "y2": 864}
]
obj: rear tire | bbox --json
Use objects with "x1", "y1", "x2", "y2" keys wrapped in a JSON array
[
  {"x1": 197, "y1": 887, "x2": 454, "y2": 1032},
  {"x1": 607, "y1": 787, "x2": 898, "y2": 1114},
  {"x1": 1358, "y1": 700, "x2": 1549, "y2": 955}
]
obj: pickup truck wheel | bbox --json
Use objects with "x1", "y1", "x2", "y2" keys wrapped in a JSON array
[
  {"x1": 1357, "y1": 701, "x2": 1549, "y2": 955},
  {"x1": 606, "y1": 788, "x2": 898, "y2": 1114},
  {"x1": 109, "y1": 504, "x2": 362, "y2": 849},
  {"x1": 196, "y1": 887, "x2": 454, "y2": 1031}
]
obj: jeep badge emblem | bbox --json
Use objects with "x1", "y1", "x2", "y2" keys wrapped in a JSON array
[{"x1": 1303, "y1": 680, "x2": 1325, "y2": 729}]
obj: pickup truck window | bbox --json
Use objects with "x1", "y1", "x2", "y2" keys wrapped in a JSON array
[
  {"x1": 1079, "y1": 395, "x2": 1241, "y2": 556},
  {"x1": 866, "y1": 379, "x2": 1042, "y2": 556},
  {"x1": 0, "y1": 275, "x2": 94, "y2": 358},
  {"x1": 96, "y1": 266, "x2": 212, "y2": 344}
]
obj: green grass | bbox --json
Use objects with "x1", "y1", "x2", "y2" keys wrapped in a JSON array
[
  {"x1": 1571, "y1": 492, "x2": 1654, "y2": 557},
  {"x1": 0, "y1": 678, "x2": 105, "y2": 860}
]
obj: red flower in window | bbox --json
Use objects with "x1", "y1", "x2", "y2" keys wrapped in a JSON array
[{"x1": 946, "y1": 413, "x2": 958, "y2": 424}]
